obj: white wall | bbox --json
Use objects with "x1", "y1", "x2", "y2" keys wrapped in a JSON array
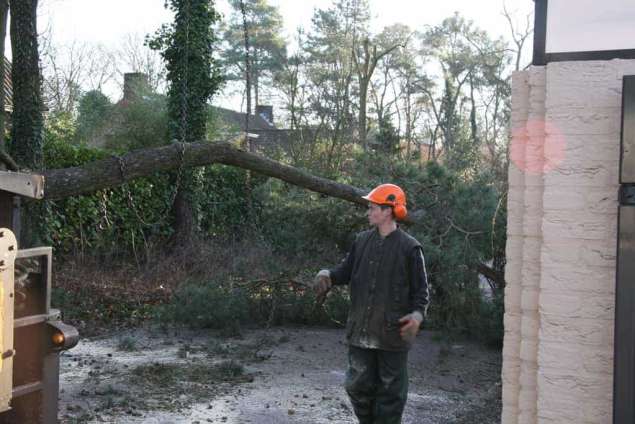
[{"x1": 503, "y1": 59, "x2": 635, "y2": 424}]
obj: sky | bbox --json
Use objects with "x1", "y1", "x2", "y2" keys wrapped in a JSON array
[
  {"x1": 39, "y1": 0, "x2": 534, "y2": 46},
  {"x1": 33, "y1": 0, "x2": 535, "y2": 107}
]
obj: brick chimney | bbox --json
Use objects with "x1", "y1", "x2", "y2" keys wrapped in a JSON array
[
  {"x1": 256, "y1": 105, "x2": 274, "y2": 125},
  {"x1": 123, "y1": 73, "x2": 150, "y2": 103}
]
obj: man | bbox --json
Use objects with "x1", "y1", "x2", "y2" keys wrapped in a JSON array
[{"x1": 315, "y1": 183, "x2": 429, "y2": 424}]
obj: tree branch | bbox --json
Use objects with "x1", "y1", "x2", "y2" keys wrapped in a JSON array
[{"x1": 0, "y1": 150, "x2": 19, "y2": 171}]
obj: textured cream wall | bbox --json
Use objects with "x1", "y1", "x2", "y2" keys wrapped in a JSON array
[{"x1": 502, "y1": 59, "x2": 635, "y2": 424}]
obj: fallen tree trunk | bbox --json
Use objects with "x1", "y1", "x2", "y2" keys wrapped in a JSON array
[{"x1": 42, "y1": 141, "x2": 366, "y2": 205}]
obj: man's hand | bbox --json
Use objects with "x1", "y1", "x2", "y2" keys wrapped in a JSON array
[
  {"x1": 398, "y1": 312, "x2": 423, "y2": 341},
  {"x1": 314, "y1": 269, "x2": 332, "y2": 300}
]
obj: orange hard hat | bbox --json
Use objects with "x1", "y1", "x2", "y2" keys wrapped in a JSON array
[{"x1": 362, "y1": 183, "x2": 408, "y2": 220}]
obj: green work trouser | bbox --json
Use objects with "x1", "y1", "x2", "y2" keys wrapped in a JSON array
[{"x1": 344, "y1": 345, "x2": 409, "y2": 424}]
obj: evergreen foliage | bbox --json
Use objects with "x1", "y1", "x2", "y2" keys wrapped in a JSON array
[
  {"x1": 76, "y1": 90, "x2": 112, "y2": 143},
  {"x1": 147, "y1": 0, "x2": 223, "y2": 143}
]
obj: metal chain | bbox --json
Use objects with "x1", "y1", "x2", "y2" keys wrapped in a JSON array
[
  {"x1": 98, "y1": 191, "x2": 111, "y2": 230},
  {"x1": 117, "y1": 155, "x2": 151, "y2": 227},
  {"x1": 170, "y1": 141, "x2": 187, "y2": 207},
  {"x1": 113, "y1": 142, "x2": 187, "y2": 231}
]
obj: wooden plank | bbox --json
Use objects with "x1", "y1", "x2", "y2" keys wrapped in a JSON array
[{"x1": 0, "y1": 171, "x2": 43, "y2": 199}]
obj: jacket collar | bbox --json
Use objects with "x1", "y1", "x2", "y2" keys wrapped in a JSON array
[{"x1": 374, "y1": 226, "x2": 400, "y2": 240}]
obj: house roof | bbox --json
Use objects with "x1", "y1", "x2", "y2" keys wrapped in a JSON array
[{"x1": 211, "y1": 106, "x2": 276, "y2": 131}]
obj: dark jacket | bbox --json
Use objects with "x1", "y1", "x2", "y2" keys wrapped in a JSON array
[{"x1": 329, "y1": 227, "x2": 429, "y2": 351}]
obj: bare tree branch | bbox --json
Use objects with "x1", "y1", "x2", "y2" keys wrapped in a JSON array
[{"x1": 502, "y1": 1, "x2": 533, "y2": 71}]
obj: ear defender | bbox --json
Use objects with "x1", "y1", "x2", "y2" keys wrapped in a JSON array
[{"x1": 393, "y1": 204, "x2": 407, "y2": 220}]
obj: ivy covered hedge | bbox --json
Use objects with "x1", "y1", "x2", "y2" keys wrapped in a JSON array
[{"x1": 42, "y1": 137, "x2": 254, "y2": 259}]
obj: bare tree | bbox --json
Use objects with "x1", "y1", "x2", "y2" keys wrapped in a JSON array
[
  {"x1": 118, "y1": 33, "x2": 166, "y2": 92},
  {"x1": 412, "y1": 14, "x2": 511, "y2": 170},
  {"x1": 352, "y1": 36, "x2": 403, "y2": 149},
  {"x1": 41, "y1": 39, "x2": 117, "y2": 114},
  {"x1": 502, "y1": 1, "x2": 533, "y2": 71},
  {"x1": 369, "y1": 24, "x2": 418, "y2": 156}
]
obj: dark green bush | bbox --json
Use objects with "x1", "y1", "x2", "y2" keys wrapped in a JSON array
[
  {"x1": 254, "y1": 179, "x2": 365, "y2": 254},
  {"x1": 154, "y1": 278, "x2": 350, "y2": 330},
  {"x1": 76, "y1": 90, "x2": 113, "y2": 143},
  {"x1": 104, "y1": 93, "x2": 169, "y2": 151},
  {"x1": 154, "y1": 282, "x2": 249, "y2": 329},
  {"x1": 470, "y1": 294, "x2": 504, "y2": 348},
  {"x1": 198, "y1": 164, "x2": 255, "y2": 237}
]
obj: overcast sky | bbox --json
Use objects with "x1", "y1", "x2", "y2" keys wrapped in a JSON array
[
  {"x1": 39, "y1": 0, "x2": 534, "y2": 46},
  {"x1": 34, "y1": 0, "x2": 535, "y2": 108}
]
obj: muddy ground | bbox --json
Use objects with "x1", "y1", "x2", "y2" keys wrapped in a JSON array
[{"x1": 58, "y1": 326, "x2": 501, "y2": 424}]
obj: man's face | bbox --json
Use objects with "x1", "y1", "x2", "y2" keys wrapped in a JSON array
[{"x1": 367, "y1": 202, "x2": 392, "y2": 226}]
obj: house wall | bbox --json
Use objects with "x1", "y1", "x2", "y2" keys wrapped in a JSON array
[{"x1": 503, "y1": 59, "x2": 635, "y2": 423}]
